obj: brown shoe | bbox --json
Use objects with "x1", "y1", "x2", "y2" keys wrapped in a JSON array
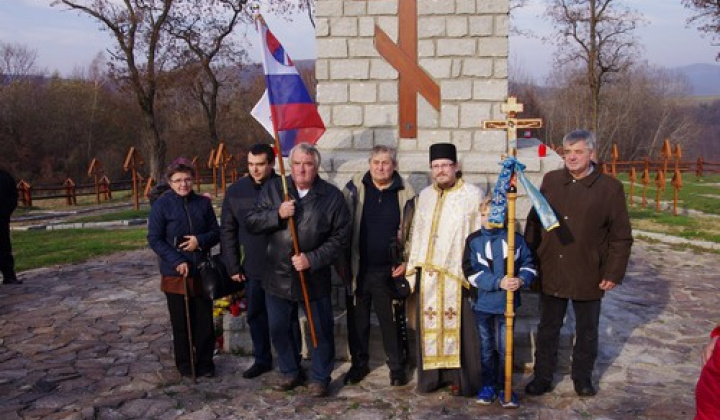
[
  {"x1": 272, "y1": 373, "x2": 304, "y2": 391},
  {"x1": 308, "y1": 381, "x2": 328, "y2": 398}
]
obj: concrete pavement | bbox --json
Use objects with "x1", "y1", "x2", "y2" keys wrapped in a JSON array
[{"x1": 0, "y1": 239, "x2": 717, "y2": 419}]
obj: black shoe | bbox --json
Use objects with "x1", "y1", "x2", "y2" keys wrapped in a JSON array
[
  {"x1": 573, "y1": 379, "x2": 597, "y2": 397},
  {"x1": 390, "y1": 369, "x2": 408, "y2": 386},
  {"x1": 2, "y1": 278, "x2": 22, "y2": 285},
  {"x1": 525, "y1": 379, "x2": 552, "y2": 396},
  {"x1": 343, "y1": 365, "x2": 370, "y2": 385},
  {"x1": 272, "y1": 373, "x2": 305, "y2": 391},
  {"x1": 243, "y1": 363, "x2": 272, "y2": 379}
]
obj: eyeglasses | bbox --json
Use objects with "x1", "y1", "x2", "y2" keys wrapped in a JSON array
[
  {"x1": 170, "y1": 178, "x2": 194, "y2": 185},
  {"x1": 430, "y1": 162, "x2": 455, "y2": 170}
]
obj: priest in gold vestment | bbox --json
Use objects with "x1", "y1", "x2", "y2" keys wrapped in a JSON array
[{"x1": 405, "y1": 143, "x2": 483, "y2": 397}]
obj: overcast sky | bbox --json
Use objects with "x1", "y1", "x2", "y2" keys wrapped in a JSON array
[{"x1": 0, "y1": 0, "x2": 717, "y2": 80}]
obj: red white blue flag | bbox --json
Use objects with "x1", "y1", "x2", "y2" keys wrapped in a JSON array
[{"x1": 254, "y1": 17, "x2": 325, "y2": 156}]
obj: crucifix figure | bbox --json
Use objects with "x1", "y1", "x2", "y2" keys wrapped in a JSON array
[
  {"x1": 355, "y1": 0, "x2": 440, "y2": 138},
  {"x1": 482, "y1": 97, "x2": 543, "y2": 154}
]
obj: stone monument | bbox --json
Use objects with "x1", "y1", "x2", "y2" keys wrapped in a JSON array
[{"x1": 227, "y1": 0, "x2": 571, "y2": 372}]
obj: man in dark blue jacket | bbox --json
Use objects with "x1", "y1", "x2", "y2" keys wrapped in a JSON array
[
  {"x1": 221, "y1": 143, "x2": 279, "y2": 379},
  {"x1": 0, "y1": 168, "x2": 20, "y2": 285},
  {"x1": 247, "y1": 143, "x2": 351, "y2": 398}
]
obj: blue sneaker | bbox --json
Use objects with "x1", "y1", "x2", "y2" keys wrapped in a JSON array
[
  {"x1": 476, "y1": 386, "x2": 497, "y2": 405},
  {"x1": 498, "y1": 390, "x2": 519, "y2": 409}
]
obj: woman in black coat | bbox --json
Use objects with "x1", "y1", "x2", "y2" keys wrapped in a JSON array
[{"x1": 147, "y1": 158, "x2": 220, "y2": 378}]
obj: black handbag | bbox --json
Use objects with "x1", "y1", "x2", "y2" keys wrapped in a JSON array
[
  {"x1": 198, "y1": 253, "x2": 244, "y2": 300},
  {"x1": 389, "y1": 237, "x2": 410, "y2": 299}
]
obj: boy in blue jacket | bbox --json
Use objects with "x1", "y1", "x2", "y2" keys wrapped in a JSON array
[{"x1": 462, "y1": 197, "x2": 537, "y2": 408}]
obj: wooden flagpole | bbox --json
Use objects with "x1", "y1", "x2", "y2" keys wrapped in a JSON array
[
  {"x1": 272, "y1": 135, "x2": 318, "y2": 349},
  {"x1": 254, "y1": 9, "x2": 317, "y2": 349}
]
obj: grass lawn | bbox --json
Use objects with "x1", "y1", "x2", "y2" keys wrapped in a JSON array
[
  {"x1": 10, "y1": 173, "x2": 720, "y2": 274},
  {"x1": 13, "y1": 227, "x2": 148, "y2": 272},
  {"x1": 72, "y1": 208, "x2": 151, "y2": 223},
  {"x1": 615, "y1": 173, "x2": 720, "y2": 244},
  {"x1": 618, "y1": 173, "x2": 720, "y2": 215}
]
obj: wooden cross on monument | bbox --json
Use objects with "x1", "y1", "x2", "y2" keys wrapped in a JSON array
[
  {"x1": 482, "y1": 96, "x2": 543, "y2": 155},
  {"x1": 355, "y1": 0, "x2": 441, "y2": 138}
]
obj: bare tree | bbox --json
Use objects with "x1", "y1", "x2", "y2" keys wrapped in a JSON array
[
  {"x1": 682, "y1": 0, "x2": 720, "y2": 60},
  {"x1": 0, "y1": 42, "x2": 39, "y2": 82},
  {"x1": 538, "y1": 63, "x2": 700, "y2": 160},
  {"x1": 545, "y1": 0, "x2": 643, "y2": 139},
  {"x1": 166, "y1": 0, "x2": 251, "y2": 147},
  {"x1": 52, "y1": 0, "x2": 174, "y2": 181}
]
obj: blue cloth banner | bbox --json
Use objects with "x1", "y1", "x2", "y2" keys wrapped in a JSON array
[{"x1": 488, "y1": 156, "x2": 559, "y2": 232}]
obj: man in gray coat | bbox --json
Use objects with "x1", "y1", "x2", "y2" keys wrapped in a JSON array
[
  {"x1": 524, "y1": 130, "x2": 633, "y2": 397},
  {"x1": 342, "y1": 145, "x2": 415, "y2": 386}
]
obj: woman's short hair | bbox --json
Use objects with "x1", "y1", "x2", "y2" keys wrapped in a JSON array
[{"x1": 165, "y1": 157, "x2": 197, "y2": 181}]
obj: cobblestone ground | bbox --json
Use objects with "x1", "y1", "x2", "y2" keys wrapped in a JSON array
[{"x1": 0, "y1": 240, "x2": 717, "y2": 420}]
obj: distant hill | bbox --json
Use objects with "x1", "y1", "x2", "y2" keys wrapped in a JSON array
[{"x1": 671, "y1": 63, "x2": 720, "y2": 96}]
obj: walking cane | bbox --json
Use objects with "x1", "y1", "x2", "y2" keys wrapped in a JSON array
[
  {"x1": 504, "y1": 176, "x2": 517, "y2": 403},
  {"x1": 183, "y1": 275, "x2": 197, "y2": 383}
]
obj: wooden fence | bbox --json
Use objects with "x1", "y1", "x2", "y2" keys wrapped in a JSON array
[
  {"x1": 16, "y1": 177, "x2": 132, "y2": 207},
  {"x1": 16, "y1": 144, "x2": 245, "y2": 209}
]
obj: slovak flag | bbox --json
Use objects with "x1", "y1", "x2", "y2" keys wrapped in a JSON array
[{"x1": 253, "y1": 17, "x2": 325, "y2": 156}]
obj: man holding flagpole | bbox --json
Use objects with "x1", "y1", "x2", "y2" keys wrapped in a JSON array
[
  {"x1": 246, "y1": 143, "x2": 351, "y2": 398},
  {"x1": 248, "y1": 13, "x2": 345, "y2": 398}
]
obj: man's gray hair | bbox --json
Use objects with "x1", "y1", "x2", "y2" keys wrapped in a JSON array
[
  {"x1": 563, "y1": 130, "x2": 597, "y2": 152},
  {"x1": 368, "y1": 145, "x2": 398, "y2": 165},
  {"x1": 289, "y1": 143, "x2": 321, "y2": 167}
]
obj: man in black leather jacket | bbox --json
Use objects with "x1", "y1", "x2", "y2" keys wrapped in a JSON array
[{"x1": 247, "y1": 143, "x2": 351, "y2": 398}]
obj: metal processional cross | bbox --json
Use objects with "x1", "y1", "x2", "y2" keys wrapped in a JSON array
[{"x1": 355, "y1": 0, "x2": 440, "y2": 138}]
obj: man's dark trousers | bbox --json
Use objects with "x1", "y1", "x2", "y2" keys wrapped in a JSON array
[
  {"x1": 533, "y1": 294, "x2": 602, "y2": 383},
  {"x1": 352, "y1": 270, "x2": 404, "y2": 372},
  {"x1": 266, "y1": 293, "x2": 335, "y2": 384},
  {"x1": 0, "y1": 217, "x2": 16, "y2": 281},
  {"x1": 246, "y1": 276, "x2": 272, "y2": 368}
]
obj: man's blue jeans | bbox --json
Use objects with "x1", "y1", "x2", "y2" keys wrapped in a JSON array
[
  {"x1": 266, "y1": 293, "x2": 335, "y2": 385},
  {"x1": 473, "y1": 310, "x2": 506, "y2": 388}
]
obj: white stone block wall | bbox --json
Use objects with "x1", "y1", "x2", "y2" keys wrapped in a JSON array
[{"x1": 315, "y1": 0, "x2": 536, "y2": 195}]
